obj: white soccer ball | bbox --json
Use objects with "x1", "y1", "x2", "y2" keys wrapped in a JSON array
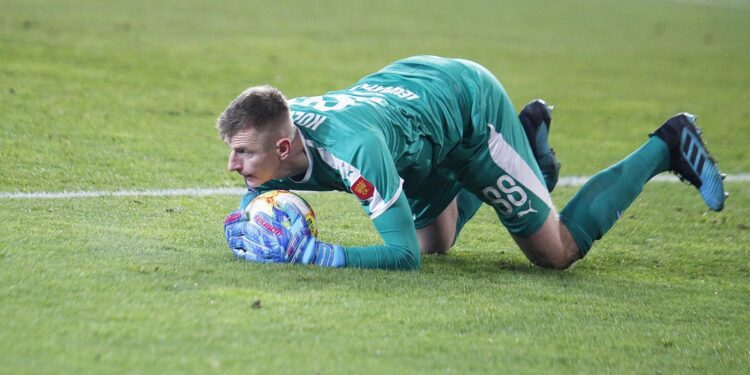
[{"x1": 245, "y1": 190, "x2": 318, "y2": 237}]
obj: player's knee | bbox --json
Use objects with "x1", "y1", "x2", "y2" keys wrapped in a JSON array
[
  {"x1": 532, "y1": 254, "x2": 577, "y2": 270},
  {"x1": 420, "y1": 240, "x2": 452, "y2": 255},
  {"x1": 513, "y1": 214, "x2": 582, "y2": 270},
  {"x1": 423, "y1": 248, "x2": 450, "y2": 255},
  {"x1": 518, "y1": 240, "x2": 580, "y2": 270},
  {"x1": 529, "y1": 246, "x2": 579, "y2": 270},
  {"x1": 417, "y1": 229, "x2": 455, "y2": 255}
]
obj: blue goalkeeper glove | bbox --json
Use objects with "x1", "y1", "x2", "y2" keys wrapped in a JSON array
[
  {"x1": 281, "y1": 203, "x2": 346, "y2": 267},
  {"x1": 224, "y1": 210, "x2": 287, "y2": 263},
  {"x1": 223, "y1": 204, "x2": 346, "y2": 267}
]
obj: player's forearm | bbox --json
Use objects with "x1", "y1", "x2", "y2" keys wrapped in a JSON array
[
  {"x1": 342, "y1": 243, "x2": 420, "y2": 270},
  {"x1": 340, "y1": 192, "x2": 420, "y2": 270},
  {"x1": 235, "y1": 188, "x2": 421, "y2": 270}
]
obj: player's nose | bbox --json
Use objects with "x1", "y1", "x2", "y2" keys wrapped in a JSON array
[{"x1": 227, "y1": 152, "x2": 242, "y2": 172}]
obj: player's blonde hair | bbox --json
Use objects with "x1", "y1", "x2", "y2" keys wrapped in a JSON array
[{"x1": 216, "y1": 85, "x2": 290, "y2": 141}]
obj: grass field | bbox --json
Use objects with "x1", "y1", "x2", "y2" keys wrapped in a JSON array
[{"x1": 2, "y1": 0, "x2": 749, "y2": 373}]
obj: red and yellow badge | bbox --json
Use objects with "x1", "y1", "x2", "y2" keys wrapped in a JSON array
[{"x1": 351, "y1": 176, "x2": 374, "y2": 200}]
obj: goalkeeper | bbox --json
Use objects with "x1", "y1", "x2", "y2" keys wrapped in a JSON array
[{"x1": 219, "y1": 55, "x2": 726, "y2": 270}]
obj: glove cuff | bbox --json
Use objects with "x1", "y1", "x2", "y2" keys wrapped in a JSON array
[
  {"x1": 289, "y1": 237, "x2": 346, "y2": 268},
  {"x1": 314, "y1": 242, "x2": 346, "y2": 268}
]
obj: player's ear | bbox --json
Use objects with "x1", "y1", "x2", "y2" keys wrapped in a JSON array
[{"x1": 276, "y1": 137, "x2": 292, "y2": 159}]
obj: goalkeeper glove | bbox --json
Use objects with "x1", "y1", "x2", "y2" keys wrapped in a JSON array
[
  {"x1": 224, "y1": 210, "x2": 287, "y2": 263},
  {"x1": 223, "y1": 204, "x2": 346, "y2": 267},
  {"x1": 282, "y1": 202, "x2": 346, "y2": 267}
]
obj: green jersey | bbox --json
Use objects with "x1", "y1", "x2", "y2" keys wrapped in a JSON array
[{"x1": 245, "y1": 55, "x2": 552, "y2": 269}]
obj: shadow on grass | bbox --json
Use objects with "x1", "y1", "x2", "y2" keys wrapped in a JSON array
[{"x1": 420, "y1": 252, "x2": 579, "y2": 281}]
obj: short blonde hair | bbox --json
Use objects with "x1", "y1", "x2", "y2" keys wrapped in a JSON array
[{"x1": 216, "y1": 85, "x2": 290, "y2": 141}]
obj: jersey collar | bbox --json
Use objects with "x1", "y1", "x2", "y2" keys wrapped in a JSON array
[{"x1": 289, "y1": 127, "x2": 314, "y2": 184}]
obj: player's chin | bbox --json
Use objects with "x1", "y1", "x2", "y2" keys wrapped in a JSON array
[{"x1": 244, "y1": 175, "x2": 266, "y2": 189}]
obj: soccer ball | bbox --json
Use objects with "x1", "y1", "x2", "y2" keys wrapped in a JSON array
[{"x1": 245, "y1": 190, "x2": 318, "y2": 237}]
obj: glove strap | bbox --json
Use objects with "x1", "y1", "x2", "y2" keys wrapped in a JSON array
[{"x1": 289, "y1": 236, "x2": 346, "y2": 268}]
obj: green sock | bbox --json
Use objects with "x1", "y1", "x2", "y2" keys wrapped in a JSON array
[
  {"x1": 453, "y1": 189, "x2": 484, "y2": 245},
  {"x1": 560, "y1": 136, "x2": 670, "y2": 256}
]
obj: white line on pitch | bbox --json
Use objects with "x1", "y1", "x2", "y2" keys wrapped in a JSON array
[
  {"x1": 1, "y1": 174, "x2": 749, "y2": 200},
  {"x1": 0, "y1": 187, "x2": 247, "y2": 199}
]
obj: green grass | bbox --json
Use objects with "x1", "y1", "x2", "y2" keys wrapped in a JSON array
[{"x1": 1, "y1": 0, "x2": 749, "y2": 373}]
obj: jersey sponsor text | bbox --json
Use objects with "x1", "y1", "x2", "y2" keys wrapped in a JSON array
[{"x1": 350, "y1": 83, "x2": 420, "y2": 100}]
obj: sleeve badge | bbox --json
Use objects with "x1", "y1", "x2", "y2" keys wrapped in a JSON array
[{"x1": 351, "y1": 176, "x2": 375, "y2": 200}]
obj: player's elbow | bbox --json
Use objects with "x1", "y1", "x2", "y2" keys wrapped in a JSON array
[{"x1": 396, "y1": 245, "x2": 421, "y2": 270}]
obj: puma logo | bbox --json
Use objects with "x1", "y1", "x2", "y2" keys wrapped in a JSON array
[{"x1": 516, "y1": 201, "x2": 537, "y2": 218}]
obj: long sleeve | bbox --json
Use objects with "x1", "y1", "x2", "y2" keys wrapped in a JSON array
[{"x1": 342, "y1": 192, "x2": 420, "y2": 270}]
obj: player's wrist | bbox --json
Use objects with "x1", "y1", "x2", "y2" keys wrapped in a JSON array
[
  {"x1": 287, "y1": 234, "x2": 345, "y2": 267},
  {"x1": 313, "y1": 242, "x2": 346, "y2": 268}
]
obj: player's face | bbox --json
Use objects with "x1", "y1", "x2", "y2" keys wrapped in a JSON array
[{"x1": 226, "y1": 127, "x2": 282, "y2": 188}]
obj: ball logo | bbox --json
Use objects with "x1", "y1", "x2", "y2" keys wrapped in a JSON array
[
  {"x1": 351, "y1": 176, "x2": 374, "y2": 200},
  {"x1": 305, "y1": 216, "x2": 317, "y2": 235}
]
